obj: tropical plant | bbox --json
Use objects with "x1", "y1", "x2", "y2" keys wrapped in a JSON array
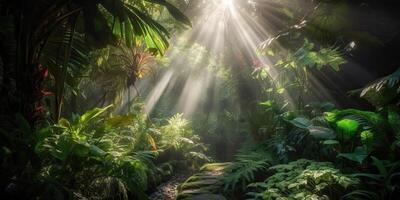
[
  {"x1": 342, "y1": 156, "x2": 400, "y2": 200},
  {"x1": 220, "y1": 150, "x2": 273, "y2": 193},
  {"x1": 247, "y1": 159, "x2": 359, "y2": 200},
  {"x1": 257, "y1": 102, "x2": 337, "y2": 162},
  {"x1": 0, "y1": 0, "x2": 190, "y2": 125},
  {"x1": 323, "y1": 108, "x2": 392, "y2": 164},
  {"x1": 39, "y1": 18, "x2": 91, "y2": 122},
  {"x1": 33, "y1": 105, "x2": 162, "y2": 199},
  {"x1": 256, "y1": 39, "x2": 346, "y2": 111},
  {"x1": 0, "y1": 0, "x2": 190, "y2": 194},
  {"x1": 351, "y1": 68, "x2": 400, "y2": 108},
  {"x1": 158, "y1": 113, "x2": 210, "y2": 169},
  {"x1": 85, "y1": 44, "x2": 157, "y2": 111}
]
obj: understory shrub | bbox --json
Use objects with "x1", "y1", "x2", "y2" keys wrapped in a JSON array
[
  {"x1": 247, "y1": 159, "x2": 359, "y2": 200},
  {"x1": 33, "y1": 105, "x2": 209, "y2": 199},
  {"x1": 220, "y1": 150, "x2": 273, "y2": 193}
]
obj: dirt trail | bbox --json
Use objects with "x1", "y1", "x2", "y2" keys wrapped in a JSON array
[{"x1": 149, "y1": 173, "x2": 190, "y2": 200}]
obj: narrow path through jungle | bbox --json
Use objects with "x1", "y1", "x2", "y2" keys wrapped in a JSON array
[
  {"x1": 149, "y1": 163, "x2": 229, "y2": 200},
  {"x1": 149, "y1": 174, "x2": 190, "y2": 200}
]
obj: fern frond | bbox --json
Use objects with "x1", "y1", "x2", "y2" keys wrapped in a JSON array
[{"x1": 220, "y1": 151, "x2": 272, "y2": 192}]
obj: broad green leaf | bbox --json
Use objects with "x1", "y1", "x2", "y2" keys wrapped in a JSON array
[
  {"x1": 338, "y1": 147, "x2": 368, "y2": 164},
  {"x1": 50, "y1": 136, "x2": 73, "y2": 161},
  {"x1": 324, "y1": 111, "x2": 338, "y2": 122},
  {"x1": 371, "y1": 156, "x2": 388, "y2": 177},
  {"x1": 277, "y1": 88, "x2": 285, "y2": 94},
  {"x1": 90, "y1": 145, "x2": 106, "y2": 157},
  {"x1": 74, "y1": 141, "x2": 91, "y2": 157},
  {"x1": 58, "y1": 118, "x2": 71, "y2": 129},
  {"x1": 79, "y1": 105, "x2": 113, "y2": 125},
  {"x1": 290, "y1": 117, "x2": 312, "y2": 129},
  {"x1": 308, "y1": 126, "x2": 335, "y2": 140},
  {"x1": 336, "y1": 119, "x2": 359, "y2": 140},
  {"x1": 320, "y1": 102, "x2": 336, "y2": 111},
  {"x1": 259, "y1": 100, "x2": 274, "y2": 107},
  {"x1": 360, "y1": 130, "x2": 374, "y2": 150},
  {"x1": 323, "y1": 140, "x2": 339, "y2": 145}
]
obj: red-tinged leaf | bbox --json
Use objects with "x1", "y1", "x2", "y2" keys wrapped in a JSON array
[
  {"x1": 41, "y1": 90, "x2": 54, "y2": 96},
  {"x1": 42, "y1": 68, "x2": 49, "y2": 78}
]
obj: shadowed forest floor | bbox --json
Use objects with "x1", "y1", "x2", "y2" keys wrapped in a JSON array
[{"x1": 149, "y1": 174, "x2": 190, "y2": 200}]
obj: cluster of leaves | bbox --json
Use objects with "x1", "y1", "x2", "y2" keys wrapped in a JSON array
[
  {"x1": 254, "y1": 101, "x2": 337, "y2": 162},
  {"x1": 77, "y1": 44, "x2": 157, "y2": 109},
  {"x1": 34, "y1": 105, "x2": 158, "y2": 199},
  {"x1": 220, "y1": 150, "x2": 273, "y2": 192},
  {"x1": 321, "y1": 105, "x2": 400, "y2": 165},
  {"x1": 247, "y1": 159, "x2": 359, "y2": 200},
  {"x1": 32, "y1": 104, "x2": 208, "y2": 199},
  {"x1": 257, "y1": 95, "x2": 399, "y2": 166},
  {"x1": 158, "y1": 113, "x2": 211, "y2": 169},
  {"x1": 245, "y1": 69, "x2": 400, "y2": 199},
  {"x1": 254, "y1": 39, "x2": 346, "y2": 100},
  {"x1": 352, "y1": 68, "x2": 400, "y2": 108},
  {"x1": 0, "y1": 2, "x2": 192, "y2": 197},
  {"x1": 219, "y1": 89, "x2": 399, "y2": 199},
  {"x1": 260, "y1": 39, "x2": 345, "y2": 71},
  {"x1": 343, "y1": 156, "x2": 400, "y2": 200}
]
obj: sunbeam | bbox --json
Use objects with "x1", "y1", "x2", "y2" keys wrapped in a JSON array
[{"x1": 144, "y1": 69, "x2": 175, "y2": 114}]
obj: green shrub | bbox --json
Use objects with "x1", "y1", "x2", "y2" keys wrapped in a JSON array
[
  {"x1": 247, "y1": 159, "x2": 359, "y2": 200},
  {"x1": 35, "y1": 105, "x2": 162, "y2": 199},
  {"x1": 220, "y1": 151, "x2": 273, "y2": 192},
  {"x1": 159, "y1": 113, "x2": 210, "y2": 169}
]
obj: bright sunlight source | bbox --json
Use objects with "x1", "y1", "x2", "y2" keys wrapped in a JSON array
[{"x1": 222, "y1": 0, "x2": 234, "y2": 7}]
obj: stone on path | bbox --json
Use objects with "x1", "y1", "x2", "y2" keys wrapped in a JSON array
[
  {"x1": 176, "y1": 163, "x2": 230, "y2": 200},
  {"x1": 149, "y1": 163, "x2": 231, "y2": 200},
  {"x1": 149, "y1": 173, "x2": 189, "y2": 200}
]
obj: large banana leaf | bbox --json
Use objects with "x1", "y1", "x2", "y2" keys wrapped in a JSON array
[{"x1": 78, "y1": 0, "x2": 190, "y2": 54}]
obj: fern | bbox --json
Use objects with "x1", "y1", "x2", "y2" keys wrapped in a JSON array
[
  {"x1": 220, "y1": 151, "x2": 273, "y2": 192},
  {"x1": 160, "y1": 113, "x2": 193, "y2": 148},
  {"x1": 158, "y1": 114, "x2": 210, "y2": 168}
]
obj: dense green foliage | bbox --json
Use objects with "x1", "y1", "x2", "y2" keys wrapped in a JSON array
[
  {"x1": 247, "y1": 159, "x2": 359, "y2": 200},
  {"x1": 221, "y1": 150, "x2": 273, "y2": 192},
  {"x1": 1, "y1": 0, "x2": 400, "y2": 199},
  {"x1": 31, "y1": 103, "x2": 209, "y2": 199}
]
